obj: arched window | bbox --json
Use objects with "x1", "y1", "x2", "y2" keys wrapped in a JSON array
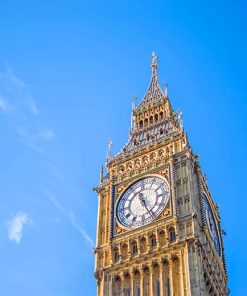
[
  {"x1": 160, "y1": 112, "x2": 164, "y2": 119},
  {"x1": 151, "y1": 237, "x2": 157, "y2": 247},
  {"x1": 121, "y1": 243, "x2": 128, "y2": 260},
  {"x1": 157, "y1": 281, "x2": 160, "y2": 296},
  {"x1": 158, "y1": 230, "x2": 166, "y2": 246},
  {"x1": 144, "y1": 118, "x2": 148, "y2": 126},
  {"x1": 133, "y1": 269, "x2": 141, "y2": 296},
  {"x1": 154, "y1": 114, "x2": 159, "y2": 121},
  {"x1": 169, "y1": 227, "x2": 176, "y2": 243},
  {"x1": 131, "y1": 240, "x2": 138, "y2": 255},
  {"x1": 123, "y1": 273, "x2": 131, "y2": 296},
  {"x1": 149, "y1": 116, "x2": 153, "y2": 124},
  {"x1": 150, "y1": 234, "x2": 157, "y2": 248},
  {"x1": 132, "y1": 243, "x2": 138, "y2": 254},
  {"x1": 165, "y1": 278, "x2": 170, "y2": 296},
  {"x1": 152, "y1": 263, "x2": 160, "y2": 296},
  {"x1": 114, "y1": 250, "x2": 119, "y2": 262},
  {"x1": 139, "y1": 120, "x2": 143, "y2": 128},
  {"x1": 113, "y1": 276, "x2": 121, "y2": 296},
  {"x1": 140, "y1": 237, "x2": 147, "y2": 253},
  {"x1": 143, "y1": 266, "x2": 150, "y2": 295},
  {"x1": 137, "y1": 288, "x2": 141, "y2": 296}
]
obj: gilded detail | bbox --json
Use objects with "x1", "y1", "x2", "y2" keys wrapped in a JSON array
[{"x1": 94, "y1": 53, "x2": 228, "y2": 296}]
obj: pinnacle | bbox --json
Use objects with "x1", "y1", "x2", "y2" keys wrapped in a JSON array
[{"x1": 139, "y1": 52, "x2": 166, "y2": 107}]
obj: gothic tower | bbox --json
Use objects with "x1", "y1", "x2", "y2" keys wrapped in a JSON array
[{"x1": 94, "y1": 53, "x2": 228, "y2": 296}]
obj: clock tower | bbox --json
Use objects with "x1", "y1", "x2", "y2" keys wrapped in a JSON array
[{"x1": 94, "y1": 53, "x2": 228, "y2": 296}]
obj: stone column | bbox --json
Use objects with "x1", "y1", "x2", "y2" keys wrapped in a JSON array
[
  {"x1": 184, "y1": 244, "x2": 191, "y2": 295},
  {"x1": 147, "y1": 233, "x2": 151, "y2": 253},
  {"x1": 140, "y1": 269, "x2": 144, "y2": 296},
  {"x1": 99, "y1": 273, "x2": 104, "y2": 296},
  {"x1": 128, "y1": 239, "x2": 131, "y2": 260},
  {"x1": 169, "y1": 257, "x2": 174, "y2": 296},
  {"x1": 95, "y1": 192, "x2": 102, "y2": 247},
  {"x1": 137, "y1": 236, "x2": 141, "y2": 256},
  {"x1": 130, "y1": 271, "x2": 134, "y2": 296},
  {"x1": 119, "y1": 242, "x2": 123, "y2": 263},
  {"x1": 120, "y1": 273, "x2": 124, "y2": 296},
  {"x1": 156, "y1": 229, "x2": 160, "y2": 249},
  {"x1": 159, "y1": 262, "x2": 164, "y2": 296},
  {"x1": 179, "y1": 252, "x2": 185, "y2": 296},
  {"x1": 149, "y1": 265, "x2": 154, "y2": 296},
  {"x1": 109, "y1": 274, "x2": 113, "y2": 296}
]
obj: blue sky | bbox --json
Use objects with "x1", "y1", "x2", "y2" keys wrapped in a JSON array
[{"x1": 0, "y1": 1, "x2": 246, "y2": 295}]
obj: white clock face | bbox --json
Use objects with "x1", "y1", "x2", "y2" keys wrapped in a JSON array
[
  {"x1": 116, "y1": 177, "x2": 169, "y2": 228},
  {"x1": 203, "y1": 193, "x2": 221, "y2": 257}
]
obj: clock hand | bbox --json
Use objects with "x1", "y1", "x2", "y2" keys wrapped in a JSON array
[
  {"x1": 139, "y1": 193, "x2": 154, "y2": 218},
  {"x1": 139, "y1": 193, "x2": 146, "y2": 207}
]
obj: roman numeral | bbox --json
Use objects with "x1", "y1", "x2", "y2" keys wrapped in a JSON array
[
  {"x1": 155, "y1": 185, "x2": 163, "y2": 192},
  {"x1": 149, "y1": 178, "x2": 155, "y2": 189}
]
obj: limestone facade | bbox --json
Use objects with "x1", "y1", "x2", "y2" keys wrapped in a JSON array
[{"x1": 94, "y1": 53, "x2": 228, "y2": 296}]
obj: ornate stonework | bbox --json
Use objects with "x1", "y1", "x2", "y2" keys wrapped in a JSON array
[{"x1": 94, "y1": 53, "x2": 228, "y2": 296}]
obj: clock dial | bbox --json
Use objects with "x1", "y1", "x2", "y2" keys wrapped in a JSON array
[
  {"x1": 116, "y1": 176, "x2": 169, "y2": 228},
  {"x1": 203, "y1": 193, "x2": 221, "y2": 257}
]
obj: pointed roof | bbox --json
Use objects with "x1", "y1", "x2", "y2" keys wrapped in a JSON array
[
  {"x1": 138, "y1": 52, "x2": 167, "y2": 107},
  {"x1": 106, "y1": 53, "x2": 183, "y2": 164}
]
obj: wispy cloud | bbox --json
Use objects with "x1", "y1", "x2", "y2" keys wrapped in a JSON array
[
  {"x1": 0, "y1": 65, "x2": 55, "y2": 151},
  {"x1": 6, "y1": 212, "x2": 32, "y2": 244},
  {"x1": 16, "y1": 127, "x2": 44, "y2": 153},
  {"x1": 0, "y1": 96, "x2": 10, "y2": 112},
  {"x1": 41, "y1": 186, "x2": 94, "y2": 248},
  {"x1": 28, "y1": 99, "x2": 39, "y2": 115},
  {"x1": 39, "y1": 128, "x2": 55, "y2": 140},
  {"x1": 15, "y1": 126, "x2": 56, "y2": 153},
  {"x1": 5, "y1": 65, "x2": 28, "y2": 89}
]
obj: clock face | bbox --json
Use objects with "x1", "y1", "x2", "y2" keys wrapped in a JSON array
[
  {"x1": 116, "y1": 176, "x2": 169, "y2": 228},
  {"x1": 203, "y1": 193, "x2": 221, "y2": 256}
]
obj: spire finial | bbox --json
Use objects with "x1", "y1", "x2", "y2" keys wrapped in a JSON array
[
  {"x1": 131, "y1": 96, "x2": 137, "y2": 131},
  {"x1": 132, "y1": 96, "x2": 137, "y2": 111},
  {"x1": 151, "y1": 51, "x2": 158, "y2": 74},
  {"x1": 164, "y1": 81, "x2": 168, "y2": 97}
]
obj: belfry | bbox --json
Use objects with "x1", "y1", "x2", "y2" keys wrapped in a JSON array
[{"x1": 94, "y1": 53, "x2": 228, "y2": 296}]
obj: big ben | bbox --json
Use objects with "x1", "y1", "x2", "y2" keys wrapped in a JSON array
[{"x1": 94, "y1": 53, "x2": 228, "y2": 296}]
